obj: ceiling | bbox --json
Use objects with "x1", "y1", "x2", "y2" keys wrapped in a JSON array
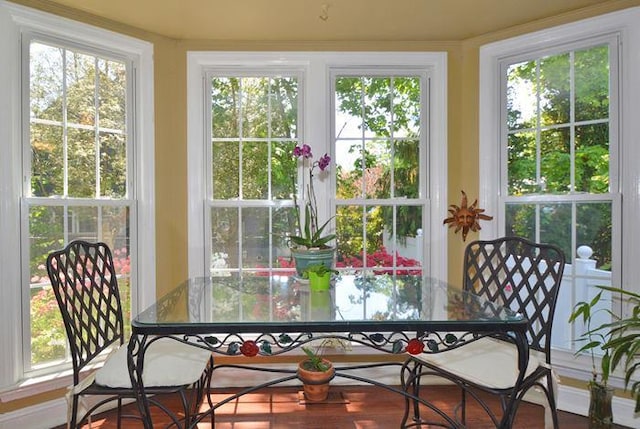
[{"x1": 44, "y1": 0, "x2": 614, "y2": 41}]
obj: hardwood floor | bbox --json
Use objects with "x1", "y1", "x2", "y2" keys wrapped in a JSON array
[{"x1": 54, "y1": 385, "x2": 630, "y2": 428}]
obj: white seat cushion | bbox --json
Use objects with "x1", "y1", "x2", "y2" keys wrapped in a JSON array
[
  {"x1": 95, "y1": 337, "x2": 211, "y2": 388},
  {"x1": 413, "y1": 337, "x2": 546, "y2": 389}
]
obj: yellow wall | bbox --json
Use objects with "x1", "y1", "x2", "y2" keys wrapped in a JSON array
[{"x1": 4, "y1": 0, "x2": 640, "y2": 414}]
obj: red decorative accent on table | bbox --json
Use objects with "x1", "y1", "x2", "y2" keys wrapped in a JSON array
[
  {"x1": 240, "y1": 340, "x2": 259, "y2": 357},
  {"x1": 406, "y1": 338, "x2": 425, "y2": 355}
]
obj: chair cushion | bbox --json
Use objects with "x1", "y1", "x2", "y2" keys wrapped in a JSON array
[
  {"x1": 95, "y1": 337, "x2": 211, "y2": 388},
  {"x1": 413, "y1": 337, "x2": 546, "y2": 389}
]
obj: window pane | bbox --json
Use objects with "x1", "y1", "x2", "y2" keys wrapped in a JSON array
[
  {"x1": 100, "y1": 132, "x2": 127, "y2": 198},
  {"x1": 67, "y1": 127, "x2": 97, "y2": 198},
  {"x1": 335, "y1": 77, "x2": 364, "y2": 139},
  {"x1": 540, "y1": 127, "x2": 570, "y2": 193},
  {"x1": 364, "y1": 77, "x2": 391, "y2": 137},
  {"x1": 241, "y1": 77, "x2": 269, "y2": 138},
  {"x1": 364, "y1": 139, "x2": 390, "y2": 199},
  {"x1": 392, "y1": 77, "x2": 421, "y2": 138},
  {"x1": 270, "y1": 77, "x2": 298, "y2": 139},
  {"x1": 272, "y1": 141, "x2": 297, "y2": 200},
  {"x1": 539, "y1": 53, "x2": 570, "y2": 126},
  {"x1": 394, "y1": 139, "x2": 419, "y2": 198},
  {"x1": 575, "y1": 45, "x2": 609, "y2": 122},
  {"x1": 577, "y1": 202, "x2": 612, "y2": 269},
  {"x1": 30, "y1": 42, "x2": 63, "y2": 122},
  {"x1": 242, "y1": 207, "x2": 270, "y2": 268},
  {"x1": 336, "y1": 138, "x2": 362, "y2": 199},
  {"x1": 507, "y1": 131, "x2": 537, "y2": 195},
  {"x1": 212, "y1": 141, "x2": 239, "y2": 199},
  {"x1": 98, "y1": 59, "x2": 126, "y2": 131},
  {"x1": 575, "y1": 123, "x2": 609, "y2": 193},
  {"x1": 212, "y1": 77, "x2": 240, "y2": 138},
  {"x1": 31, "y1": 123, "x2": 63, "y2": 197},
  {"x1": 336, "y1": 205, "x2": 365, "y2": 266},
  {"x1": 66, "y1": 50, "x2": 96, "y2": 126},
  {"x1": 507, "y1": 60, "x2": 537, "y2": 131},
  {"x1": 211, "y1": 207, "x2": 239, "y2": 270},
  {"x1": 242, "y1": 141, "x2": 268, "y2": 199}
]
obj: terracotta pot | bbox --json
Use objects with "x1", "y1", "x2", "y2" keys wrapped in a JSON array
[{"x1": 297, "y1": 359, "x2": 335, "y2": 401}]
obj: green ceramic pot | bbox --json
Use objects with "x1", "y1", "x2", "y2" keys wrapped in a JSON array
[{"x1": 291, "y1": 247, "x2": 335, "y2": 277}]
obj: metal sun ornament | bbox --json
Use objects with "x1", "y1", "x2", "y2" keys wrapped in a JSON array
[{"x1": 443, "y1": 191, "x2": 493, "y2": 241}]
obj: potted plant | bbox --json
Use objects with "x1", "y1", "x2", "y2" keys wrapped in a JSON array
[
  {"x1": 289, "y1": 144, "x2": 336, "y2": 276},
  {"x1": 569, "y1": 285, "x2": 640, "y2": 428},
  {"x1": 297, "y1": 339, "x2": 345, "y2": 401},
  {"x1": 303, "y1": 263, "x2": 338, "y2": 291}
]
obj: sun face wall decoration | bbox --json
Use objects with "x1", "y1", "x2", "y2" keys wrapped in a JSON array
[{"x1": 443, "y1": 191, "x2": 493, "y2": 241}]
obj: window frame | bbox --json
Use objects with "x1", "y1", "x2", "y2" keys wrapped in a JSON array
[
  {"x1": 479, "y1": 7, "x2": 640, "y2": 391},
  {"x1": 0, "y1": 1, "x2": 155, "y2": 395},
  {"x1": 187, "y1": 51, "x2": 448, "y2": 283}
]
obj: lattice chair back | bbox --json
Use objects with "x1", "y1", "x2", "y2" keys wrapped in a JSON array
[
  {"x1": 462, "y1": 236, "x2": 565, "y2": 360},
  {"x1": 46, "y1": 240, "x2": 125, "y2": 385}
]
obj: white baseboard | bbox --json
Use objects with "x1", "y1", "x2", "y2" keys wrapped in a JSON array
[
  {"x1": 2, "y1": 367, "x2": 637, "y2": 428},
  {"x1": 558, "y1": 385, "x2": 638, "y2": 428}
]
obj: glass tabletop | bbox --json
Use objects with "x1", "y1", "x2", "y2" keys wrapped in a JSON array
[{"x1": 133, "y1": 274, "x2": 525, "y2": 334}]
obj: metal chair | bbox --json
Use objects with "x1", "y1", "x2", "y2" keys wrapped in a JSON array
[
  {"x1": 46, "y1": 240, "x2": 213, "y2": 428},
  {"x1": 401, "y1": 236, "x2": 566, "y2": 428}
]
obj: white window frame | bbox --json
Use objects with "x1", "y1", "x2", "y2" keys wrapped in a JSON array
[
  {"x1": 187, "y1": 51, "x2": 448, "y2": 283},
  {"x1": 0, "y1": 0, "x2": 155, "y2": 397},
  {"x1": 479, "y1": 7, "x2": 640, "y2": 421}
]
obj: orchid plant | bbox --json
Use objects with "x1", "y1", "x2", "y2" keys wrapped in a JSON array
[{"x1": 289, "y1": 144, "x2": 335, "y2": 249}]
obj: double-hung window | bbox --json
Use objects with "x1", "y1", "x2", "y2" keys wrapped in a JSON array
[
  {"x1": 480, "y1": 9, "x2": 640, "y2": 384},
  {"x1": 188, "y1": 52, "x2": 447, "y2": 293},
  {"x1": 0, "y1": 3, "x2": 154, "y2": 390}
]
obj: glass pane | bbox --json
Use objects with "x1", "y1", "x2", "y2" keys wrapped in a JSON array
[
  {"x1": 98, "y1": 59, "x2": 126, "y2": 131},
  {"x1": 505, "y1": 203, "x2": 535, "y2": 240},
  {"x1": 30, "y1": 42, "x2": 63, "y2": 122},
  {"x1": 270, "y1": 77, "x2": 298, "y2": 139},
  {"x1": 272, "y1": 141, "x2": 297, "y2": 200},
  {"x1": 67, "y1": 127, "x2": 97, "y2": 198},
  {"x1": 212, "y1": 77, "x2": 240, "y2": 138},
  {"x1": 336, "y1": 139, "x2": 363, "y2": 199},
  {"x1": 336, "y1": 205, "x2": 365, "y2": 267},
  {"x1": 364, "y1": 139, "x2": 390, "y2": 199},
  {"x1": 241, "y1": 77, "x2": 268, "y2": 138},
  {"x1": 29, "y1": 205, "x2": 65, "y2": 366},
  {"x1": 242, "y1": 207, "x2": 270, "y2": 268},
  {"x1": 335, "y1": 77, "x2": 364, "y2": 139},
  {"x1": 66, "y1": 50, "x2": 95, "y2": 126},
  {"x1": 539, "y1": 203, "x2": 572, "y2": 257},
  {"x1": 575, "y1": 45, "x2": 609, "y2": 122},
  {"x1": 540, "y1": 128, "x2": 570, "y2": 193},
  {"x1": 575, "y1": 123, "x2": 609, "y2": 193},
  {"x1": 100, "y1": 132, "x2": 127, "y2": 198},
  {"x1": 364, "y1": 77, "x2": 391, "y2": 138},
  {"x1": 31, "y1": 123, "x2": 63, "y2": 197},
  {"x1": 507, "y1": 60, "x2": 537, "y2": 130},
  {"x1": 211, "y1": 207, "x2": 239, "y2": 270},
  {"x1": 577, "y1": 202, "x2": 612, "y2": 270},
  {"x1": 67, "y1": 206, "x2": 98, "y2": 241},
  {"x1": 539, "y1": 53, "x2": 570, "y2": 126},
  {"x1": 507, "y1": 131, "x2": 537, "y2": 195},
  {"x1": 392, "y1": 77, "x2": 421, "y2": 138},
  {"x1": 242, "y1": 141, "x2": 268, "y2": 199},
  {"x1": 273, "y1": 206, "x2": 296, "y2": 271},
  {"x1": 394, "y1": 139, "x2": 419, "y2": 198},
  {"x1": 212, "y1": 141, "x2": 239, "y2": 199}
]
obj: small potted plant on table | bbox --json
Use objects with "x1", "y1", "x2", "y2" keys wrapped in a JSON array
[
  {"x1": 303, "y1": 263, "x2": 338, "y2": 291},
  {"x1": 297, "y1": 340, "x2": 344, "y2": 402}
]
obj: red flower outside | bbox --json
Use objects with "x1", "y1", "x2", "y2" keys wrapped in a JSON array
[
  {"x1": 240, "y1": 340, "x2": 260, "y2": 357},
  {"x1": 405, "y1": 338, "x2": 425, "y2": 355}
]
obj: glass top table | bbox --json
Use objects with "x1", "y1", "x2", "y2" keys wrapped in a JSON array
[{"x1": 129, "y1": 274, "x2": 530, "y2": 428}]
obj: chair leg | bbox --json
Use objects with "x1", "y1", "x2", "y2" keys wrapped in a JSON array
[
  {"x1": 70, "y1": 395, "x2": 79, "y2": 429},
  {"x1": 116, "y1": 397, "x2": 122, "y2": 429}
]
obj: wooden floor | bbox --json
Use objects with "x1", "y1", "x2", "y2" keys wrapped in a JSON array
[{"x1": 54, "y1": 385, "x2": 630, "y2": 428}]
